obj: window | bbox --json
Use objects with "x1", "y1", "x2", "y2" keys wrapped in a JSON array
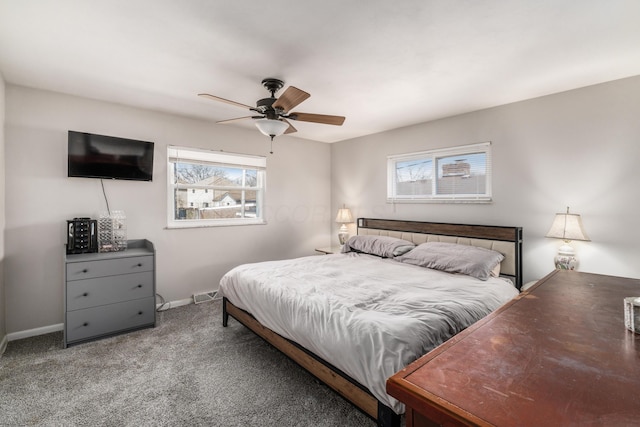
[
  {"x1": 387, "y1": 142, "x2": 492, "y2": 203},
  {"x1": 167, "y1": 146, "x2": 266, "y2": 228}
]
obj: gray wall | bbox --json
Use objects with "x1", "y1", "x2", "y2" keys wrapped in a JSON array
[
  {"x1": 4, "y1": 85, "x2": 332, "y2": 335},
  {"x1": 331, "y1": 76, "x2": 640, "y2": 284},
  {"x1": 0, "y1": 73, "x2": 6, "y2": 352},
  {"x1": 5, "y1": 75, "x2": 640, "y2": 337}
]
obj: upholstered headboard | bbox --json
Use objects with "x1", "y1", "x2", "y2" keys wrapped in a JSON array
[{"x1": 357, "y1": 218, "x2": 523, "y2": 289}]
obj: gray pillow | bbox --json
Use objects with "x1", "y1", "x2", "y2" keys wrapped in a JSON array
[
  {"x1": 341, "y1": 235, "x2": 415, "y2": 258},
  {"x1": 395, "y1": 242, "x2": 504, "y2": 280}
]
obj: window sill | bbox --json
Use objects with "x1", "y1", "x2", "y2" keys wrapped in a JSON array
[
  {"x1": 166, "y1": 219, "x2": 267, "y2": 229},
  {"x1": 387, "y1": 198, "x2": 492, "y2": 204}
]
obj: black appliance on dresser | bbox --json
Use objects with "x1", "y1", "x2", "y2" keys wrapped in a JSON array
[{"x1": 66, "y1": 217, "x2": 98, "y2": 254}]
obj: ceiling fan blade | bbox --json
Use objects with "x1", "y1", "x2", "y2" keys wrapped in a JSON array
[
  {"x1": 272, "y1": 86, "x2": 310, "y2": 112},
  {"x1": 198, "y1": 93, "x2": 254, "y2": 110},
  {"x1": 287, "y1": 112, "x2": 345, "y2": 126},
  {"x1": 282, "y1": 119, "x2": 297, "y2": 134},
  {"x1": 216, "y1": 116, "x2": 261, "y2": 124}
]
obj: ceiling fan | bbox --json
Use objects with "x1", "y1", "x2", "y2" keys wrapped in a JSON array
[{"x1": 198, "y1": 78, "x2": 345, "y2": 152}]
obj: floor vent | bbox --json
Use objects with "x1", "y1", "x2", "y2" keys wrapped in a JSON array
[{"x1": 193, "y1": 291, "x2": 217, "y2": 304}]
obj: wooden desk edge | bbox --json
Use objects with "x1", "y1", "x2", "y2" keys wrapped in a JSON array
[
  {"x1": 386, "y1": 270, "x2": 561, "y2": 426},
  {"x1": 387, "y1": 375, "x2": 493, "y2": 427},
  {"x1": 395, "y1": 270, "x2": 558, "y2": 376}
]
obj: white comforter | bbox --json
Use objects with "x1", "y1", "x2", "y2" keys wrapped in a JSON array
[{"x1": 219, "y1": 252, "x2": 518, "y2": 413}]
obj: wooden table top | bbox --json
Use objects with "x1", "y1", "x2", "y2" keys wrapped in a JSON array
[{"x1": 387, "y1": 269, "x2": 640, "y2": 427}]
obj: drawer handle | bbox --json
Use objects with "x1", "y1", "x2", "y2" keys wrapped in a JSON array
[
  {"x1": 137, "y1": 284, "x2": 143, "y2": 288},
  {"x1": 138, "y1": 311, "x2": 143, "y2": 315},
  {"x1": 82, "y1": 269, "x2": 88, "y2": 273},
  {"x1": 82, "y1": 292, "x2": 89, "y2": 297},
  {"x1": 136, "y1": 263, "x2": 143, "y2": 267},
  {"x1": 83, "y1": 322, "x2": 89, "y2": 327}
]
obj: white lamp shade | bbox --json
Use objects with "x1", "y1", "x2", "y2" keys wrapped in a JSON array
[
  {"x1": 255, "y1": 119, "x2": 289, "y2": 137},
  {"x1": 545, "y1": 208, "x2": 590, "y2": 242},
  {"x1": 335, "y1": 208, "x2": 354, "y2": 223}
]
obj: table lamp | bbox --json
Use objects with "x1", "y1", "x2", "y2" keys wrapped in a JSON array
[
  {"x1": 545, "y1": 206, "x2": 590, "y2": 270},
  {"x1": 335, "y1": 205, "x2": 354, "y2": 245}
]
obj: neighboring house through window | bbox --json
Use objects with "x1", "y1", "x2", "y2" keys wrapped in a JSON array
[{"x1": 167, "y1": 146, "x2": 266, "y2": 227}]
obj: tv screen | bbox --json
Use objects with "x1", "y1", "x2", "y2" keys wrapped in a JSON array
[{"x1": 68, "y1": 131, "x2": 154, "y2": 181}]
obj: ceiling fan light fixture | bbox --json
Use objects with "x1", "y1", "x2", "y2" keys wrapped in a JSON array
[{"x1": 254, "y1": 118, "x2": 289, "y2": 137}]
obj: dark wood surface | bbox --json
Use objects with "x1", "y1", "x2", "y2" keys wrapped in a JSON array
[
  {"x1": 358, "y1": 218, "x2": 522, "y2": 242},
  {"x1": 387, "y1": 269, "x2": 640, "y2": 427}
]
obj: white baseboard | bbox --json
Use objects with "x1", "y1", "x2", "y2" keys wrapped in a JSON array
[
  {"x1": 6, "y1": 298, "x2": 195, "y2": 343},
  {"x1": 7, "y1": 323, "x2": 64, "y2": 342},
  {"x1": 156, "y1": 297, "x2": 192, "y2": 311}
]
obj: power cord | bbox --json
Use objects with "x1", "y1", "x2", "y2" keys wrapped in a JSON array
[
  {"x1": 100, "y1": 179, "x2": 111, "y2": 215},
  {"x1": 156, "y1": 293, "x2": 171, "y2": 312}
]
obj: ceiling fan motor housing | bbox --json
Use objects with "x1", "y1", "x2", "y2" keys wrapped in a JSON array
[
  {"x1": 256, "y1": 97, "x2": 280, "y2": 119},
  {"x1": 258, "y1": 78, "x2": 285, "y2": 119}
]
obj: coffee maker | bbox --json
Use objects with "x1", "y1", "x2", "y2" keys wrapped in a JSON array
[{"x1": 66, "y1": 217, "x2": 98, "y2": 254}]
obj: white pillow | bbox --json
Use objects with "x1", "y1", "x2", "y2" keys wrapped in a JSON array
[
  {"x1": 341, "y1": 235, "x2": 415, "y2": 258},
  {"x1": 395, "y1": 242, "x2": 504, "y2": 280}
]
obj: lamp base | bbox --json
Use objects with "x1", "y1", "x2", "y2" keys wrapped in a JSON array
[
  {"x1": 554, "y1": 254, "x2": 578, "y2": 270},
  {"x1": 555, "y1": 243, "x2": 578, "y2": 270},
  {"x1": 338, "y1": 224, "x2": 349, "y2": 245}
]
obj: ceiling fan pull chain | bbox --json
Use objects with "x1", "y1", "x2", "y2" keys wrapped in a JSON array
[{"x1": 270, "y1": 135, "x2": 274, "y2": 154}]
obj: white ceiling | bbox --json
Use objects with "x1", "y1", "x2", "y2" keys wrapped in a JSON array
[{"x1": 1, "y1": 0, "x2": 639, "y2": 143}]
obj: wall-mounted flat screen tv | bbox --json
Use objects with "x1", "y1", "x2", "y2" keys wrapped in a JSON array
[{"x1": 68, "y1": 131, "x2": 154, "y2": 181}]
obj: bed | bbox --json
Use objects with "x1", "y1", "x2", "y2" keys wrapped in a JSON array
[{"x1": 219, "y1": 218, "x2": 523, "y2": 427}]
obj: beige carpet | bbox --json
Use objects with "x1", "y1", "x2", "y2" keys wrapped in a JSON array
[{"x1": 0, "y1": 300, "x2": 376, "y2": 426}]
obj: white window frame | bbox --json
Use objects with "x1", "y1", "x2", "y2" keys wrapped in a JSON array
[
  {"x1": 387, "y1": 142, "x2": 492, "y2": 203},
  {"x1": 167, "y1": 146, "x2": 267, "y2": 228}
]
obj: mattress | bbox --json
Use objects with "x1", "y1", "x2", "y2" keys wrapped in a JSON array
[{"x1": 219, "y1": 252, "x2": 519, "y2": 413}]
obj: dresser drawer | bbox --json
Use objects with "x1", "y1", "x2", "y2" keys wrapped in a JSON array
[
  {"x1": 65, "y1": 297, "x2": 155, "y2": 344},
  {"x1": 66, "y1": 255, "x2": 153, "y2": 281},
  {"x1": 66, "y1": 271, "x2": 154, "y2": 311}
]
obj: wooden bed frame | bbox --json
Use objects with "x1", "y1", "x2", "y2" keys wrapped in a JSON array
[{"x1": 222, "y1": 218, "x2": 523, "y2": 427}]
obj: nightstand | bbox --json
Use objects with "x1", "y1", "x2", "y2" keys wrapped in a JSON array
[{"x1": 315, "y1": 246, "x2": 344, "y2": 255}]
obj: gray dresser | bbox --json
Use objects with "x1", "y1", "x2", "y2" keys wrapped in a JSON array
[{"x1": 64, "y1": 239, "x2": 156, "y2": 347}]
